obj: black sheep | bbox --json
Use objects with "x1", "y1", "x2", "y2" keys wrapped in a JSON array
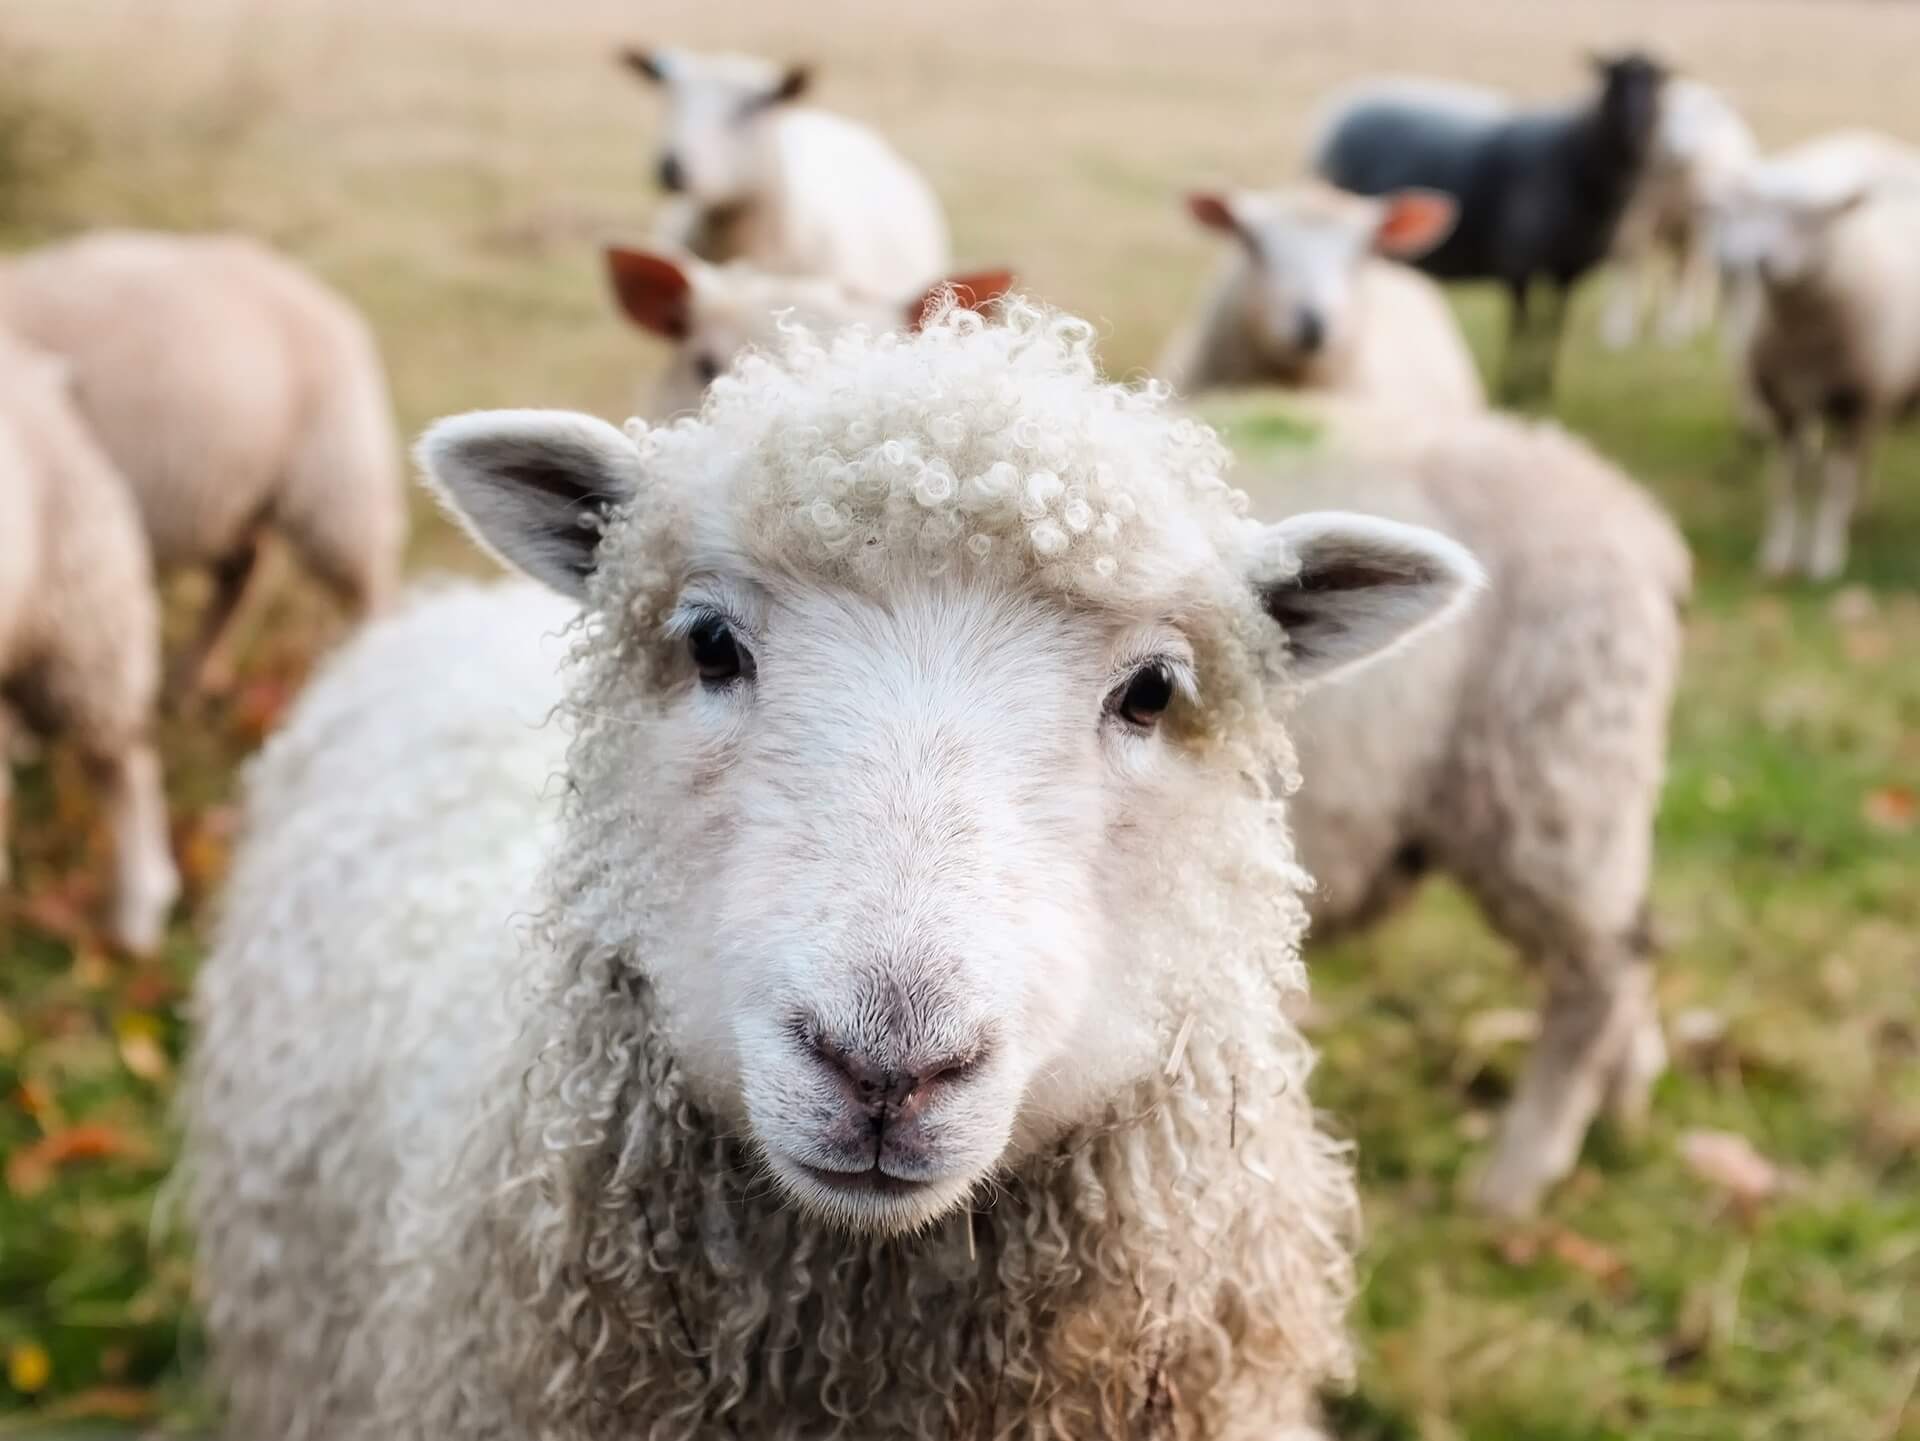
[{"x1": 1314, "y1": 53, "x2": 1669, "y2": 400}]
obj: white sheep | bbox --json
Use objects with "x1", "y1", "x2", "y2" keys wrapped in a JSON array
[
  {"x1": 619, "y1": 48, "x2": 951, "y2": 302},
  {"x1": 0, "y1": 230, "x2": 405, "y2": 691},
  {"x1": 1600, "y1": 78, "x2": 1759, "y2": 350},
  {"x1": 186, "y1": 301, "x2": 1485, "y2": 1439},
  {"x1": 0, "y1": 331, "x2": 178, "y2": 954},
  {"x1": 603, "y1": 244, "x2": 1012, "y2": 417},
  {"x1": 1227, "y1": 397, "x2": 1689, "y2": 1216},
  {"x1": 1714, "y1": 132, "x2": 1920, "y2": 579},
  {"x1": 1160, "y1": 184, "x2": 1485, "y2": 411}
]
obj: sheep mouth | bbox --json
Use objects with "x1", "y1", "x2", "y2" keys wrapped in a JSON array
[{"x1": 793, "y1": 1161, "x2": 932, "y2": 1199}]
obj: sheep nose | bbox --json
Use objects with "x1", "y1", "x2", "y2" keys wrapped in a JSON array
[
  {"x1": 657, "y1": 153, "x2": 686, "y2": 192},
  {"x1": 1295, "y1": 307, "x2": 1326, "y2": 354},
  {"x1": 809, "y1": 1034, "x2": 981, "y2": 1123}
]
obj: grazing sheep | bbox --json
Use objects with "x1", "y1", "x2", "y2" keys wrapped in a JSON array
[
  {"x1": 0, "y1": 231, "x2": 405, "y2": 693},
  {"x1": 1600, "y1": 78, "x2": 1759, "y2": 350},
  {"x1": 1314, "y1": 53, "x2": 1669, "y2": 400},
  {"x1": 1160, "y1": 183, "x2": 1485, "y2": 410},
  {"x1": 1715, "y1": 132, "x2": 1920, "y2": 579},
  {"x1": 0, "y1": 332, "x2": 177, "y2": 954},
  {"x1": 186, "y1": 301, "x2": 1486, "y2": 1439},
  {"x1": 619, "y1": 48, "x2": 951, "y2": 301},
  {"x1": 603, "y1": 244, "x2": 1013, "y2": 417},
  {"x1": 1224, "y1": 398, "x2": 1688, "y2": 1217}
]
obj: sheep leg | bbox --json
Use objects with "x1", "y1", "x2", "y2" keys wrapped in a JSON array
[
  {"x1": 1660, "y1": 229, "x2": 1715, "y2": 346},
  {"x1": 1475, "y1": 955, "x2": 1649, "y2": 1218},
  {"x1": 1601, "y1": 991, "x2": 1668, "y2": 1136},
  {"x1": 93, "y1": 741, "x2": 179, "y2": 956},
  {"x1": 1758, "y1": 422, "x2": 1814, "y2": 579},
  {"x1": 1499, "y1": 281, "x2": 1538, "y2": 404},
  {"x1": 172, "y1": 539, "x2": 261, "y2": 699},
  {"x1": 1806, "y1": 421, "x2": 1873, "y2": 582},
  {"x1": 1599, "y1": 260, "x2": 1648, "y2": 352}
]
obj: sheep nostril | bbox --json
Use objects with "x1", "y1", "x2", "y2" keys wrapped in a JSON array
[
  {"x1": 657, "y1": 153, "x2": 686, "y2": 193},
  {"x1": 1296, "y1": 308, "x2": 1326, "y2": 354},
  {"x1": 806, "y1": 1031, "x2": 988, "y2": 1118}
]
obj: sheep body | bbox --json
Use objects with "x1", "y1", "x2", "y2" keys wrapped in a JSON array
[
  {"x1": 187, "y1": 304, "x2": 1489, "y2": 1439},
  {"x1": 0, "y1": 230, "x2": 404, "y2": 685},
  {"x1": 1229, "y1": 399, "x2": 1688, "y2": 1213},
  {"x1": 632, "y1": 49, "x2": 951, "y2": 300},
  {"x1": 0, "y1": 332, "x2": 177, "y2": 952},
  {"x1": 1313, "y1": 56, "x2": 1666, "y2": 398},
  {"x1": 1601, "y1": 78, "x2": 1759, "y2": 348},
  {"x1": 1162, "y1": 184, "x2": 1483, "y2": 410},
  {"x1": 1718, "y1": 132, "x2": 1920, "y2": 578}
]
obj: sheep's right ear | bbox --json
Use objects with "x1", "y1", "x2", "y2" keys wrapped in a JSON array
[
  {"x1": 906, "y1": 268, "x2": 1016, "y2": 330},
  {"x1": 1187, "y1": 192, "x2": 1242, "y2": 236},
  {"x1": 1253, "y1": 510, "x2": 1485, "y2": 688},
  {"x1": 1372, "y1": 190, "x2": 1457, "y2": 260},
  {"x1": 417, "y1": 411, "x2": 643, "y2": 600},
  {"x1": 619, "y1": 48, "x2": 668, "y2": 84},
  {"x1": 606, "y1": 247, "x2": 695, "y2": 339}
]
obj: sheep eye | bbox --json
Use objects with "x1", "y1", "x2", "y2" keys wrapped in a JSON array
[
  {"x1": 688, "y1": 614, "x2": 747, "y2": 685},
  {"x1": 1110, "y1": 662, "x2": 1175, "y2": 729},
  {"x1": 694, "y1": 352, "x2": 723, "y2": 385}
]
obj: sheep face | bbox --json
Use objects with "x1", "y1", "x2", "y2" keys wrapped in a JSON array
[
  {"x1": 620, "y1": 48, "x2": 806, "y2": 207},
  {"x1": 420, "y1": 309, "x2": 1481, "y2": 1235},
  {"x1": 1187, "y1": 186, "x2": 1455, "y2": 371},
  {"x1": 1591, "y1": 50, "x2": 1669, "y2": 167},
  {"x1": 1715, "y1": 184, "x2": 1866, "y2": 290}
]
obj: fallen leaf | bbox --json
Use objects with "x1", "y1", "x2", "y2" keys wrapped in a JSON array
[
  {"x1": 1862, "y1": 786, "x2": 1916, "y2": 834},
  {"x1": 1680, "y1": 1128, "x2": 1782, "y2": 1209},
  {"x1": 176, "y1": 803, "x2": 240, "y2": 895},
  {"x1": 232, "y1": 677, "x2": 297, "y2": 746},
  {"x1": 70, "y1": 942, "x2": 114, "y2": 991},
  {"x1": 7, "y1": 1340, "x2": 50, "y2": 1395},
  {"x1": 1548, "y1": 1227, "x2": 1631, "y2": 1291},
  {"x1": 115, "y1": 1013, "x2": 171, "y2": 1083},
  {"x1": 5, "y1": 1122, "x2": 148, "y2": 1197},
  {"x1": 43, "y1": 1385, "x2": 156, "y2": 1421},
  {"x1": 12, "y1": 886, "x2": 94, "y2": 944}
]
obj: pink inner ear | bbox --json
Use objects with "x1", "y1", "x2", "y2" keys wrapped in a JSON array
[
  {"x1": 605, "y1": 248, "x2": 692, "y2": 339},
  {"x1": 1374, "y1": 192, "x2": 1457, "y2": 259},
  {"x1": 1187, "y1": 193, "x2": 1239, "y2": 234},
  {"x1": 906, "y1": 269, "x2": 1016, "y2": 331}
]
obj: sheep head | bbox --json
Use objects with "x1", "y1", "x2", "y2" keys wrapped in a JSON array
[
  {"x1": 619, "y1": 47, "x2": 809, "y2": 205},
  {"x1": 419, "y1": 302, "x2": 1481, "y2": 1236},
  {"x1": 1186, "y1": 183, "x2": 1455, "y2": 373}
]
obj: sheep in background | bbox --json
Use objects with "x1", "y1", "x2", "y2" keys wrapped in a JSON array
[
  {"x1": 0, "y1": 332, "x2": 177, "y2": 954},
  {"x1": 1230, "y1": 398, "x2": 1688, "y2": 1216},
  {"x1": 186, "y1": 302, "x2": 1486, "y2": 1439},
  {"x1": 0, "y1": 231, "x2": 405, "y2": 695},
  {"x1": 603, "y1": 244, "x2": 1012, "y2": 417},
  {"x1": 1600, "y1": 78, "x2": 1759, "y2": 350},
  {"x1": 1715, "y1": 133, "x2": 1920, "y2": 579},
  {"x1": 1160, "y1": 183, "x2": 1484, "y2": 410},
  {"x1": 1313, "y1": 52, "x2": 1668, "y2": 400},
  {"x1": 619, "y1": 48, "x2": 951, "y2": 301}
]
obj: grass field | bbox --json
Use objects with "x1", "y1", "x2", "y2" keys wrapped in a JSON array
[{"x1": 1, "y1": 0, "x2": 1917, "y2": 1435}]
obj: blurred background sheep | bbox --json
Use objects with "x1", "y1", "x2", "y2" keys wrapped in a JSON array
[{"x1": 0, "y1": 1, "x2": 1915, "y2": 1437}]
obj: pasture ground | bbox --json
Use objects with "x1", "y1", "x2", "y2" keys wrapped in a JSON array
[{"x1": 0, "y1": 1, "x2": 1916, "y2": 1436}]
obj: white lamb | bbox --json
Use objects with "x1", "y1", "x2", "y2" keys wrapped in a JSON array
[
  {"x1": 186, "y1": 302, "x2": 1485, "y2": 1439},
  {"x1": 1714, "y1": 131, "x2": 1920, "y2": 579},
  {"x1": 1160, "y1": 184, "x2": 1485, "y2": 411},
  {"x1": 1228, "y1": 398, "x2": 1690, "y2": 1216},
  {"x1": 0, "y1": 331, "x2": 178, "y2": 954},
  {"x1": 1601, "y1": 78, "x2": 1759, "y2": 350},
  {"x1": 0, "y1": 231, "x2": 405, "y2": 691},
  {"x1": 620, "y1": 48, "x2": 951, "y2": 302},
  {"x1": 603, "y1": 244, "x2": 1012, "y2": 417}
]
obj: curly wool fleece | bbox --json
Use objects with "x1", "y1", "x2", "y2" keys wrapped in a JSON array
[{"x1": 190, "y1": 301, "x2": 1358, "y2": 1441}]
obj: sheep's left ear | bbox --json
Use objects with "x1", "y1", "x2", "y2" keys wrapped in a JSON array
[
  {"x1": 1253, "y1": 511, "x2": 1485, "y2": 688},
  {"x1": 1372, "y1": 190, "x2": 1457, "y2": 260},
  {"x1": 769, "y1": 64, "x2": 810, "y2": 104},
  {"x1": 906, "y1": 268, "x2": 1016, "y2": 330},
  {"x1": 417, "y1": 410, "x2": 643, "y2": 601}
]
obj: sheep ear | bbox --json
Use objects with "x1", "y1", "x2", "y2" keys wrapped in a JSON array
[
  {"x1": 620, "y1": 48, "x2": 668, "y2": 84},
  {"x1": 1187, "y1": 192, "x2": 1241, "y2": 236},
  {"x1": 907, "y1": 268, "x2": 1015, "y2": 330},
  {"x1": 770, "y1": 64, "x2": 810, "y2": 104},
  {"x1": 606, "y1": 247, "x2": 695, "y2": 339},
  {"x1": 417, "y1": 411, "x2": 643, "y2": 600},
  {"x1": 1373, "y1": 190, "x2": 1457, "y2": 259},
  {"x1": 1253, "y1": 511, "x2": 1484, "y2": 687}
]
